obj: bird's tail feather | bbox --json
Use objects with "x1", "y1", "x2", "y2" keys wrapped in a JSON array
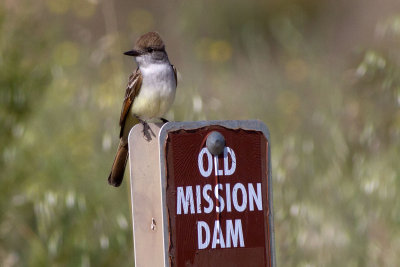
[{"x1": 108, "y1": 140, "x2": 129, "y2": 187}]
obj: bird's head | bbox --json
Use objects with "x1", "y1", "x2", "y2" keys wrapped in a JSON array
[{"x1": 124, "y1": 32, "x2": 169, "y2": 66}]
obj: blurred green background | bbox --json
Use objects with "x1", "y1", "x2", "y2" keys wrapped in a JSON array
[{"x1": 1, "y1": 0, "x2": 400, "y2": 266}]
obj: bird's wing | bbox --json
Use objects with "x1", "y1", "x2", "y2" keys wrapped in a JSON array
[
  {"x1": 172, "y1": 64, "x2": 178, "y2": 87},
  {"x1": 119, "y1": 68, "x2": 142, "y2": 137}
]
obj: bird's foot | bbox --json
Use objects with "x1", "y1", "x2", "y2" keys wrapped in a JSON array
[{"x1": 138, "y1": 118, "x2": 155, "y2": 141}]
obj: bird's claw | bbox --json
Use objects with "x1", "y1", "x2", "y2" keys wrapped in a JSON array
[{"x1": 138, "y1": 119, "x2": 155, "y2": 141}]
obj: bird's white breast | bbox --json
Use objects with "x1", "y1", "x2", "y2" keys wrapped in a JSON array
[{"x1": 130, "y1": 62, "x2": 176, "y2": 119}]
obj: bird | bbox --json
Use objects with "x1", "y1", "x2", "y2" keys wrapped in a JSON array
[{"x1": 108, "y1": 32, "x2": 177, "y2": 187}]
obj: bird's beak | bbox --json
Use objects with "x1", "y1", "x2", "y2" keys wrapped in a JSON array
[{"x1": 123, "y1": 49, "x2": 141, "y2": 57}]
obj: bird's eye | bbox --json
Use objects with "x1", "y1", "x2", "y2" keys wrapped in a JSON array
[{"x1": 147, "y1": 47, "x2": 154, "y2": 53}]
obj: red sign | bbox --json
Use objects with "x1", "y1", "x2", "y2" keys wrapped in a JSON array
[{"x1": 164, "y1": 124, "x2": 273, "y2": 266}]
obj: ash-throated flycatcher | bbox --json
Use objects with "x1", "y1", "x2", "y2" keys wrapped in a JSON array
[{"x1": 108, "y1": 32, "x2": 177, "y2": 187}]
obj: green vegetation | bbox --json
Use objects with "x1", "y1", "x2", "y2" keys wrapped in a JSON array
[{"x1": 1, "y1": 0, "x2": 399, "y2": 266}]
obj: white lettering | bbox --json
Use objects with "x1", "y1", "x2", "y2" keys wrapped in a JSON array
[
  {"x1": 214, "y1": 184, "x2": 225, "y2": 213},
  {"x1": 198, "y1": 147, "x2": 236, "y2": 177},
  {"x1": 224, "y1": 147, "x2": 236, "y2": 175},
  {"x1": 226, "y1": 219, "x2": 245, "y2": 248},
  {"x1": 248, "y1": 183, "x2": 262, "y2": 211},
  {"x1": 225, "y1": 183, "x2": 232, "y2": 212},
  {"x1": 197, "y1": 219, "x2": 245, "y2": 249},
  {"x1": 211, "y1": 220, "x2": 225, "y2": 248},
  {"x1": 214, "y1": 156, "x2": 224, "y2": 176},
  {"x1": 197, "y1": 221, "x2": 210, "y2": 249},
  {"x1": 232, "y1": 183, "x2": 247, "y2": 212},
  {"x1": 203, "y1": 184, "x2": 213, "y2": 213},
  {"x1": 196, "y1": 185, "x2": 202, "y2": 213},
  {"x1": 198, "y1": 148, "x2": 213, "y2": 177},
  {"x1": 177, "y1": 186, "x2": 195, "y2": 215},
  {"x1": 177, "y1": 183, "x2": 263, "y2": 215}
]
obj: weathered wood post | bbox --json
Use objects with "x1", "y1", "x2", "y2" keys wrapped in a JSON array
[{"x1": 128, "y1": 120, "x2": 275, "y2": 267}]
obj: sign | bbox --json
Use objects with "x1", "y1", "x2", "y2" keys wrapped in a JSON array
[{"x1": 159, "y1": 120, "x2": 275, "y2": 266}]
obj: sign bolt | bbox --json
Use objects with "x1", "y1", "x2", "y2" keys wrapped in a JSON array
[{"x1": 206, "y1": 131, "x2": 225, "y2": 155}]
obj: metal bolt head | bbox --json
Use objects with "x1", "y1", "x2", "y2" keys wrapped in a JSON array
[{"x1": 206, "y1": 131, "x2": 225, "y2": 155}]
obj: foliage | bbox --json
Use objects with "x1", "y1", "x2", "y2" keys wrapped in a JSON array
[{"x1": 1, "y1": 0, "x2": 399, "y2": 266}]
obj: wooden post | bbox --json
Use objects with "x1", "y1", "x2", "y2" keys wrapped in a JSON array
[{"x1": 128, "y1": 122, "x2": 165, "y2": 267}]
